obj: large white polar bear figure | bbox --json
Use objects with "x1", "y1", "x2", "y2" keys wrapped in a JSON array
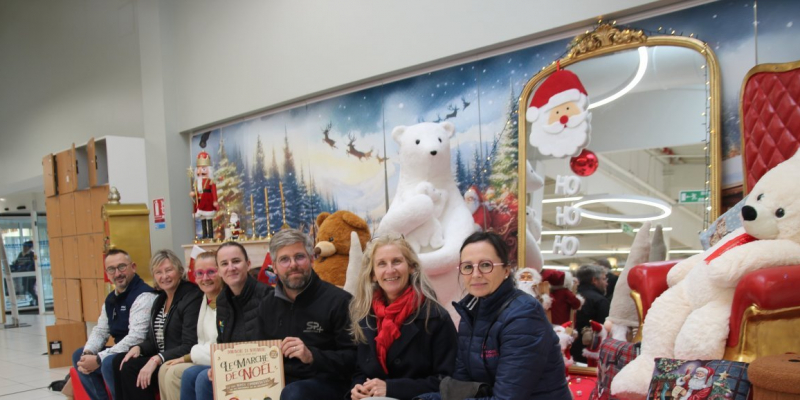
[
  {"x1": 611, "y1": 151, "x2": 800, "y2": 399},
  {"x1": 375, "y1": 121, "x2": 476, "y2": 319}
]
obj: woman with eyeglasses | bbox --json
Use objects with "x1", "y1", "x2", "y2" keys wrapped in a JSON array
[
  {"x1": 348, "y1": 235, "x2": 457, "y2": 400},
  {"x1": 188, "y1": 241, "x2": 272, "y2": 400},
  {"x1": 154, "y1": 251, "x2": 222, "y2": 400},
  {"x1": 113, "y1": 249, "x2": 203, "y2": 400},
  {"x1": 449, "y1": 231, "x2": 570, "y2": 399}
]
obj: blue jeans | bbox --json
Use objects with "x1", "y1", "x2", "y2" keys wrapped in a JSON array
[
  {"x1": 72, "y1": 347, "x2": 118, "y2": 400},
  {"x1": 280, "y1": 377, "x2": 348, "y2": 400},
  {"x1": 181, "y1": 365, "x2": 211, "y2": 400}
]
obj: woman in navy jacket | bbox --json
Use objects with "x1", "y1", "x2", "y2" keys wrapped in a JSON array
[
  {"x1": 452, "y1": 231, "x2": 570, "y2": 399},
  {"x1": 348, "y1": 234, "x2": 457, "y2": 400}
]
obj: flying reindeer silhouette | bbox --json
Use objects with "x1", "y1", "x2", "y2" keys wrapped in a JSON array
[
  {"x1": 376, "y1": 152, "x2": 389, "y2": 164},
  {"x1": 461, "y1": 96, "x2": 471, "y2": 110},
  {"x1": 345, "y1": 133, "x2": 369, "y2": 161},
  {"x1": 322, "y1": 122, "x2": 336, "y2": 149},
  {"x1": 445, "y1": 104, "x2": 459, "y2": 120},
  {"x1": 433, "y1": 114, "x2": 443, "y2": 123}
]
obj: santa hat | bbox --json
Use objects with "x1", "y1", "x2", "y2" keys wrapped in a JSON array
[
  {"x1": 187, "y1": 245, "x2": 205, "y2": 283},
  {"x1": 196, "y1": 150, "x2": 212, "y2": 167},
  {"x1": 464, "y1": 185, "x2": 482, "y2": 202},
  {"x1": 695, "y1": 366, "x2": 715, "y2": 382},
  {"x1": 526, "y1": 69, "x2": 588, "y2": 123},
  {"x1": 542, "y1": 269, "x2": 566, "y2": 286}
]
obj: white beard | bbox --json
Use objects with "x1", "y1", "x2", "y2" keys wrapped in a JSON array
[
  {"x1": 529, "y1": 110, "x2": 591, "y2": 158},
  {"x1": 518, "y1": 281, "x2": 538, "y2": 297},
  {"x1": 687, "y1": 376, "x2": 710, "y2": 391},
  {"x1": 465, "y1": 198, "x2": 479, "y2": 214}
]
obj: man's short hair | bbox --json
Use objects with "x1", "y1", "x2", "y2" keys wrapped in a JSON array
[
  {"x1": 104, "y1": 248, "x2": 131, "y2": 263},
  {"x1": 577, "y1": 264, "x2": 605, "y2": 285},
  {"x1": 269, "y1": 229, "x2": 314, "y2": 258},
  {"x1": 595, "y1": 258, "x2": 612, "y2": 270},
  {"x1": 23, "y1": 240, "x2": 34, "y2": 249}
]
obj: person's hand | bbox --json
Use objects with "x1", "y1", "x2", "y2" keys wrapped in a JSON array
[
  {"x1": 136, "y1": 357, "x2": 160, "y2": 388},
  {"x1": 362, "y1": 378, "x2": 387, "y2": 397},
  {"x1": 164, "y1": 358, "x2": 185, "y2": 366},
  {"x1": 280, "y1": 337, "x2": 313, "y2": 364},
  {"x1": 207, "y1": 368, "x2": 213, "y2": 381},
  {"x1": 77, "y1": 355, "x2": 99, "y2": 374},
  {"x1": 119, "y1": 346, "x2": 140, "y2": 370},
  {"x1": 190, "y1": 191, "x2": 196, "y2": 198},
  {"x1": 350, "y1": 383, "x2": 371, "y2": 400}
]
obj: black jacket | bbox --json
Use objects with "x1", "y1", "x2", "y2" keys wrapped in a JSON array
[
  {"x1": 138, "y1": 280, "x2": 203, "y2": 362},
  {"x1": 453, "y1": 278, "x2": 571, "y2": 399},
  {"x1": 350, "y1": 300, "x2": 457, "y2": 400},
  {"x1": 572, "y1": 283, "x2": 610, "y2": 362},
  {"x1": 257, "y1": 270, "x2": 356, "y2": 384},
  {"x1": 216, "y1": 275, "x2": 272, "y2": 343}
]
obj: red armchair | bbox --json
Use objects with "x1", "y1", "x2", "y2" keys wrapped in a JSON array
[{"x1": 628, "y1": 59, "x2": 800, "y2": 362}]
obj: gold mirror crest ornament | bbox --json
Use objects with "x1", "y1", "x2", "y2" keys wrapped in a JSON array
[{"x1": 566, "y1": 24, "x2": 647, "y2": 59}]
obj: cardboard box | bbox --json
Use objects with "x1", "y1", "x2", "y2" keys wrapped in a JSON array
[{"x1": 46, "y1": 322, "x2": 87, "y2": 368}]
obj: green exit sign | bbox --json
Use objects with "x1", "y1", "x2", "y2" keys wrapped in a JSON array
[{"x1": 679, "y1": 190, "x2": 709, "y2": 204}]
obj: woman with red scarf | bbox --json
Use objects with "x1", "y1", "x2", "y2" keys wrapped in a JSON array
[{"x1": 348, "y1": 234, "x2": 457, "y2": 400}]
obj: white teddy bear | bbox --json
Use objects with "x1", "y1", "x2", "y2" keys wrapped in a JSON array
[
  {"x1": 371, "y1": 121, "x2": 476, "y2": 320},
  {"x1": 612, "y1": 151, "x2": 800, "y2": 399}
]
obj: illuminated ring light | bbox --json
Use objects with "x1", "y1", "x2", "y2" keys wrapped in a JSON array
[
  {"x1": 588, "y1": 46, "x2": 649, "y2": 110},
  {"x1": 572, "y1": 194, "x2": 672, "y2": 222}
]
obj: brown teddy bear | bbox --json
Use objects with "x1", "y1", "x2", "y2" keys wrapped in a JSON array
[{"x1": 314, "y1": 211, "x2": 370, "y2": 287}]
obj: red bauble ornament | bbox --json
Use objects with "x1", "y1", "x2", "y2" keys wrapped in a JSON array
[{"x1": 570, "y1": 149, "x2": 599, "y2": 176}]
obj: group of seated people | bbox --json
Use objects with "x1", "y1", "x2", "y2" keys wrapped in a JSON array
[{"x1": 73, "y1": 229, "x2": 571, "y2": 400}]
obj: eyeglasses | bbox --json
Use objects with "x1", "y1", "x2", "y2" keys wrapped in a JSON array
[
  {"x1": 105, "y1": 263, "x2": 130, "y2": 276},
  {"x1": 276, "y1": 253, "x2": 309, "y2": 267},
  {"x1": 193, "y1": 269, "x2": 218, "y2": 279},
  {"x1": 458, "y1": 260, "x2": 505, "y2": 275}
]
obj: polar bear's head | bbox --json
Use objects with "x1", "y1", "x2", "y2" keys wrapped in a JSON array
[
  {"x1": 392, "y1": 122, "x2": 455, "y2": 180},
  {"x1": 741, "y1": 151, "x2": 800, "y2": 242}
]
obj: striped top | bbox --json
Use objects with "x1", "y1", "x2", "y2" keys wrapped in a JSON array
[{"x1": 154, "y1": 305, "x2": 166, "y2": 353}]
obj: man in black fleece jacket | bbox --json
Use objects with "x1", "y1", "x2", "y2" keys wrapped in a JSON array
[{"x1": 258, "y1": 229, "x2": 355, "y2": 400}]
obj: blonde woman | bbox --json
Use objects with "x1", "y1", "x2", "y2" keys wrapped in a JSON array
[
  {"x1": 113, "y1": 250, "x2": 203, "y2": 400},
  {"x1": 156, "y1": 251, "x2": 222, "y2": 400},
  {"x1": 348, "y1": 235, "x2": 457, "y2": 400}
]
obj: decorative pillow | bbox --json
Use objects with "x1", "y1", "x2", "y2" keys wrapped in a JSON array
[
  {"x1": 648, "y1": 358, "x2": 751, "y2": 400},
  {"x1": 700, "y1": 196, "x2": 748, "y2": 250},
  {"x1": 590, "y1": 339, "x2": 640, "y2": 400}
]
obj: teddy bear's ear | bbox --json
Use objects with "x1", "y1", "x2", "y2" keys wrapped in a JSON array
[
  {"x1": 391, "y1": 126, "x2": 406, "y2": 143},
  {"x1": 440, "y1": 121, "x2": 455, "y2": 138},
  {"x1": 341, "y1": 211, "x2": 368, "y2": 230},
  {"x1": 316, "y1": 212, "x2": 331, "y2": 228}
]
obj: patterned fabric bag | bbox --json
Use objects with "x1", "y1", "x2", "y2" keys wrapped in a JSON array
[
  {"x1": 590, "y1": 339, "x2": 640, "y2": 400},
  {"x1": 647, "y1": 358, "x2": 751, "y2": 400}
]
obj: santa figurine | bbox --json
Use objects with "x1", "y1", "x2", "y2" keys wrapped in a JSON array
[
  {"x1": 516, "y1": 267, "x2": 552, "y2": 310},
  {"x1": 543, "y1": 269, "x2": 584, "y2": 325},
  {"x1": 581, "y1": 320, "x2": 607, "y2": 367},
  {"x1": 227, "y1": 212, "x2": 242, "y2": 240},
  {"x1": 190, "y1": 150, "x2": 219, "y2": 239},
  {"x1": 553, "y1": 321, "x2": 576, "y2": 372},
  {"x1": 464, "y1": 185, "x2": 493, "y2": 231},
  {"x1": 673, "y1": 366, "x2": 714, "y2": 400},
  {"x1": 526, "y1": 68, "x2": 592, "y2": 158}
]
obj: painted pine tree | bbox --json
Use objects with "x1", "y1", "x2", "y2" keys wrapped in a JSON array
[
  {"x1": 297, "y1": 165, "x2": 313, "y2": 233},
  {"x1": 266, "y1": 149, "x2": 283, "y2": 235},
  {"x1": 249, "y1": 136, "x2": 269, "y2": 237},
  {"x1": 489, "y1": 86, "x2": 520, "y2": 191},
  {"x1": 455, "y1": 146, "x2": 469, "y2": 194},
  {"x1": 213, "y1": 139, "x2": 244, "y2": 238},
  {"x1": 281, "y1": 132, "x2": 301, "y2": 229}
]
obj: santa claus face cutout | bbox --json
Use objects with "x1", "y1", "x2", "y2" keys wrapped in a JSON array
[{"x1": 526, "y1": 69, "x2": 592, "y2": 158}]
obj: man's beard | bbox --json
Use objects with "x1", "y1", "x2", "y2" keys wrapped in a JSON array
[
  {"x1": 529, "y1": 110, "x2": 591, "y2": 158},
  {"x1": 281, "y1": 268, "x2": 312, "y2": 290},
  {"x1": 687, "y1": 376, "x2": 709, "y2": 391}
]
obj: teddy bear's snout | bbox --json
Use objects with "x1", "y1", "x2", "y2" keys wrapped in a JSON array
[
  {"x1": 314, "y1": 241, "x2": 336, "y2": 258},
  {"x1": 742, "y1": 205, "x2": 758, "y2": 221},
  {"x1": 430, "y1": 150, "x2": 437, "y2": 156}
]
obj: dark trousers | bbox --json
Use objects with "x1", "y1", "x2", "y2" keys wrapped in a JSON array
[
  {"x1": 72, "y1": 347, "x2": 117, "y2": 400},
  {"x1": 112, "y1": 353, "x2": 160, "y2": 400},
  {"x1": 280, "y1": 377, "x2": 349, "y2": 400}
]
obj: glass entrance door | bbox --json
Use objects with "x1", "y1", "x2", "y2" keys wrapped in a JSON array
[{"x1": 1, "y1": 215, "x2": 52, "y2": 312}]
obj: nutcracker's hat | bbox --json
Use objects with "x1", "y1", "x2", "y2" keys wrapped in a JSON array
[{"x1": 196, "y1": 150, "x2": 212, "y2": 167}]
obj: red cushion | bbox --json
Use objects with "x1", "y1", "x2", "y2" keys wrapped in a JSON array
[
  {"x1": 727, "y1": 265, "x2": 800, "y2": 348},
  {"x1": 627, "y1": 260, "x2": 679, "y2": 321},
  {"x1": 742, "y1": 67, "x2": 800, "y2": 193},
  {"x1": 69, "y1": 367, "x2": 92, "y2": 400}
]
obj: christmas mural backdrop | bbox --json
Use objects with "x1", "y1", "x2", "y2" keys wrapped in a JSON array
[{"x1": 192, "y1": 0, "x2": 800, "y2": 248}]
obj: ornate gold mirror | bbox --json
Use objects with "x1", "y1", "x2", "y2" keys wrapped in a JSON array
[{"x1": 518, "y1": 24, "x2": 721, "y2": 295}]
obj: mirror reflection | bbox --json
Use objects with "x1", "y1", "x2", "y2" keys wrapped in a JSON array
[{"x1": 527, "y1": 45, "x2": 712, "y2": 270}]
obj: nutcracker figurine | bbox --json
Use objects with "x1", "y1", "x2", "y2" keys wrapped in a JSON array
[{"x1": 190, "y1": 150, "x2": 219, "y2": 239}]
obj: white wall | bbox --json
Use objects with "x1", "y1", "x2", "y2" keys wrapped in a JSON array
[{"x1": 1, "y1": 0, "x2": 686, "y2": 253}]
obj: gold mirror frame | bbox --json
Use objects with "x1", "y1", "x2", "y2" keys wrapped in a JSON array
[{"x1": 517, "y1": 24, "x2": 722, "y2": 274}]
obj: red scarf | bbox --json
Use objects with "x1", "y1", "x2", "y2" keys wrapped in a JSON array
[{"x1": 372, "y1": 287, "x2": 418, "y2": 374}]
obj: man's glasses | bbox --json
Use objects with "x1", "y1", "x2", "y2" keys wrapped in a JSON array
[
  {"x1": 193, "y1": 269, "x2": 218, "y2": 279},
  {"x1": 105, "y1": 263, "x2": 130, "y2": 276},
  {"x1": 458, "y1": 260, "x2": 504, "y2": 275},
  {"x1": 276, "y1": 253, "x2": 309, "y2": 267}
]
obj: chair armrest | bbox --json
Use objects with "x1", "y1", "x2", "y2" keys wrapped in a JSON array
[
  {"x1": 627, "y1": 260, "x2": 680, "y2": 321},
  {"x1": 727, "y1": 265, "x2": 800, "y2": 348}
]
